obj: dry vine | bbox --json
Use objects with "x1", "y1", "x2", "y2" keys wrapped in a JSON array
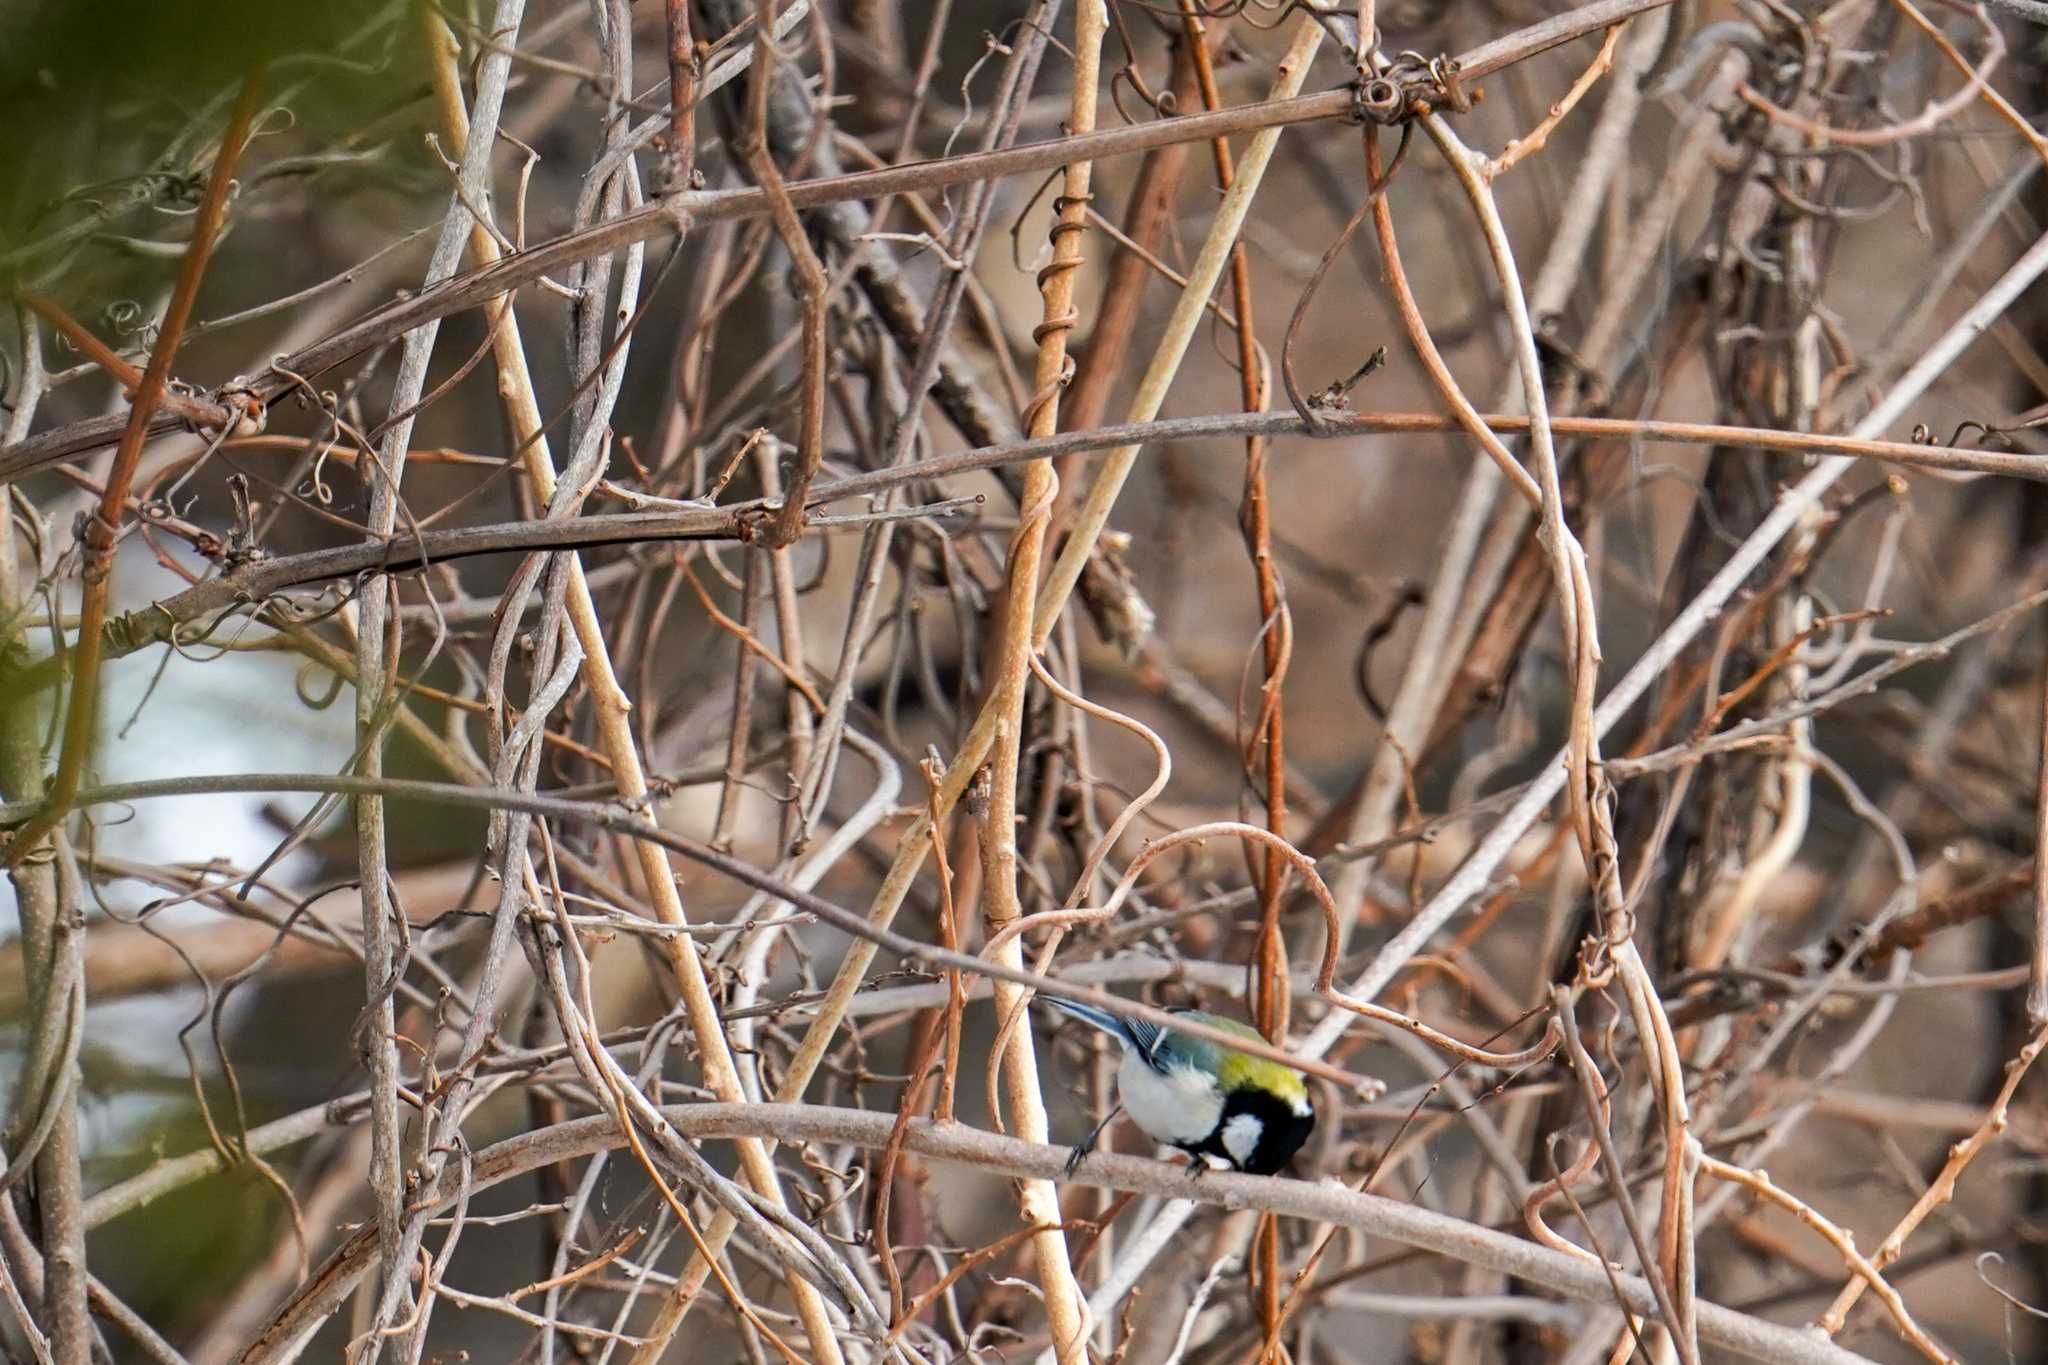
[{"x1": 4, "y1": 3, "x2": 2048, "y2": 1364}]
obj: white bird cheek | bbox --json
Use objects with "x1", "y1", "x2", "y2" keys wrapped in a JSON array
[
  {"x1": 1221, "y1": 1113, "x2": 1264, "y2": 1166},
  {"x1": 1118, "y1": 1051, "x2": 1222, "y2": 1147}
]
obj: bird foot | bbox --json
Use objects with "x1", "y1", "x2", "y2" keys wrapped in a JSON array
[{"x1": 1064, "y1": 1106, "x2": 1122, "y2": 1178}]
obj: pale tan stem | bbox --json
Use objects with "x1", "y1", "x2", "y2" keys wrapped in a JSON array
[
  {"x1": 772, "y1": 0, "x2": 1332, "y2": 1132},
  {"x1": 754, "y1": 442, "x2": 817, "y2": 846},
  {"x1": 1484, "y1": 23, "x2": 1624, "y2": 180},
  {"x1": 973, "y1": 6, "x2": 1105, "y2": 1360},
  {"x1": 1691, "y1": 594, "x2": 1815, "y2": 976},
  {"x1": 421, "y1": 21, "x2": 845, "y2": 1365},
  {"x1": 1326, "y1": 10, "x2": 1671, "y2": 1035},
  {"x1": 641, "y1": 7, "x2": 1330, "y2": 1335},
  {"x1": 1031, "y1": 14, "x2": 1326, "y2": 650},
  {"x1": 1422, "y1": 108, "x2": 1701, "y2": 1363},
  {"x1": 1818, "y1": 1023, "x2": 2048, "y2": 1340},
  {"x1": 1702, "y1": 1154, "x2": 1951, "y2": 1363}
]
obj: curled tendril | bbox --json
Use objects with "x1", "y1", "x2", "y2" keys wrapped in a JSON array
[
  {"x1": 296, "y1": 658, "x2": 345, "y2": 710},
  {"x1": 104, "y1": 299, "x2": 145, "y2": 336},
  {"x1": 1913, "y1": 419, "x2": 2010, "y2": 450},
  {"x1": 1349, "y1": 52, "x2": 1472, "y2": 125}
]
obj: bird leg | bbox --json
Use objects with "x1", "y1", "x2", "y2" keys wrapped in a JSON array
[{"x1": 1065, "y1": 1105, "x2": 1124, "y2": 1177}]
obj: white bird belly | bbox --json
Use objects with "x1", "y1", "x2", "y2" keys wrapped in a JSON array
[{"x1": 1117, "y1": 1047, "x2": 1223, "y2": 1148}]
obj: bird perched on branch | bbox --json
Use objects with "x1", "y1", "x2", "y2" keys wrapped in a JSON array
[{"x1": 1041, "y1": 996, "x2": 1315, "y2": 1177}]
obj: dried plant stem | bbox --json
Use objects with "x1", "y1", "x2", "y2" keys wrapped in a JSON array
[
  {"x1": 662, "y1": 0, "x2": 697, "y2": 192},
  {"x1": 1180, "y1": 2, "x2": 1288, "y2": 1330},
  {"x1": 1305, "y1": 224, "x2": 2048, "y2": 1052},
  {"x1": 0, "y1": 841, "x2": 86, "y2": 1363},
  {"x1": 1325, "y1": 131, "x2": 1514, "y2": 957},
  {"x1": 747, "y1": 0, "x2": 829, "y2": 550},
  {"x1": 351, "y1": 1, "x2": 536, "y2": 1332},
  {"x1": 0, "y1": 318, "x2": 84, "y2": 1365},
  {"x1": 2, "y1": 69, "x2": 263, "y2": 870},
  {"x1": 1180, "y1": 0, "x2": 1289, "y2": 1036},
  {"x1": 1701, "y1": 1154, "x2": 1949, "y2": 1362},
  {"x1": 1421, "y1": 105, "x2": 1702, "y2": 1361},
  {"x1": 975, "y1": 9, "x2": 1105, "y2": 1359},
  {"x1": 754, "y1": 441, "x2": 816, "y2": 845},
  {"x1": 2037, "y1": 663, "x2": 2048, "y2": 1027},
  {"x1": 1484, "y1": 21, "x2": 1624, "y2": 180},
  {"x1": 1060, "y1": 34, "x2": 1206, "y2": 437},
  {"x1": 1035, "y1": 13, "x2": 1323, "y2": 640},
  {"x1": 228, "y1": 1102, "x2": 1878, "y2": 1365},
  {"x1": 1555, "y1": 991, "x2": 1689, "y2": 1354},
  {"x1": 417, "y1": 16, "x2": 846, "y2": 1365},
  {"x1": 1817, "y1": 1022, "x2": 2048, "y2": 1341},
  {"x1": 799, "y1": 408, "x2": 2048, "y2": 506}
]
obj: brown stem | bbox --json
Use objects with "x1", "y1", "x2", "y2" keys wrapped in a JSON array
[
  {"x1": 2033, "y1": 663, "x2": 2048, "y2": 1026},
  {"x1": 20, "y1": 291, "x2": 243, "y2": 434},
  {"x1": 972, "y1": 7, "x2": 1105, "y2": 1362},
  {"x1": 4, "y1": 68, "x2": 264, "y2": 872},
  {"x1": 0, "y1": 0, "x2": 1684, "y2": 480},
  {"x1": 1181, "y1": 0, "x2": 1289, "y2": 1341},
  {"x1": 1059, "y1": 35, "x2": 1205, "y2": 439},
  {"x1": 663, "y1": 0, "x2": 698, "y2": 192},
  {"x1": 745, "y1": 0, "x2": 829, "y2": 550}
]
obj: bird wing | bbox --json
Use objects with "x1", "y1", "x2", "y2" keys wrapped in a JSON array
[
  {"x1": 1121, "y1": 1016, "x2": 1168, "y2": 1066},
  {"x1": 1166, "y1": 1010, "x2": 1310, "y2": 1106},
  {"x1": 1041, "y1": 995, "x2": 1168, "y2": 1065}
]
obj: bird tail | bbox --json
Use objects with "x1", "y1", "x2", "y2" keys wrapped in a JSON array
[{"x1": 1039, "y1": 995, "x2": 1141, "y2": 1049}]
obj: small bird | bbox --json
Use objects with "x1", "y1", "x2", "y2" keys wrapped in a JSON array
[{"x1": 1041, "y1": 996, "x2": 1315, "y2": 1177}]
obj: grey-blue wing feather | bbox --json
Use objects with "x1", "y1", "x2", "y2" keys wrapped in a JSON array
[
  {"x1": 1041, "y1": 996, "x2": 1167, "y2": 1064},
  {"x1": 1121, "y1": 1016, "x2": 1167, "y2": 1064}
]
